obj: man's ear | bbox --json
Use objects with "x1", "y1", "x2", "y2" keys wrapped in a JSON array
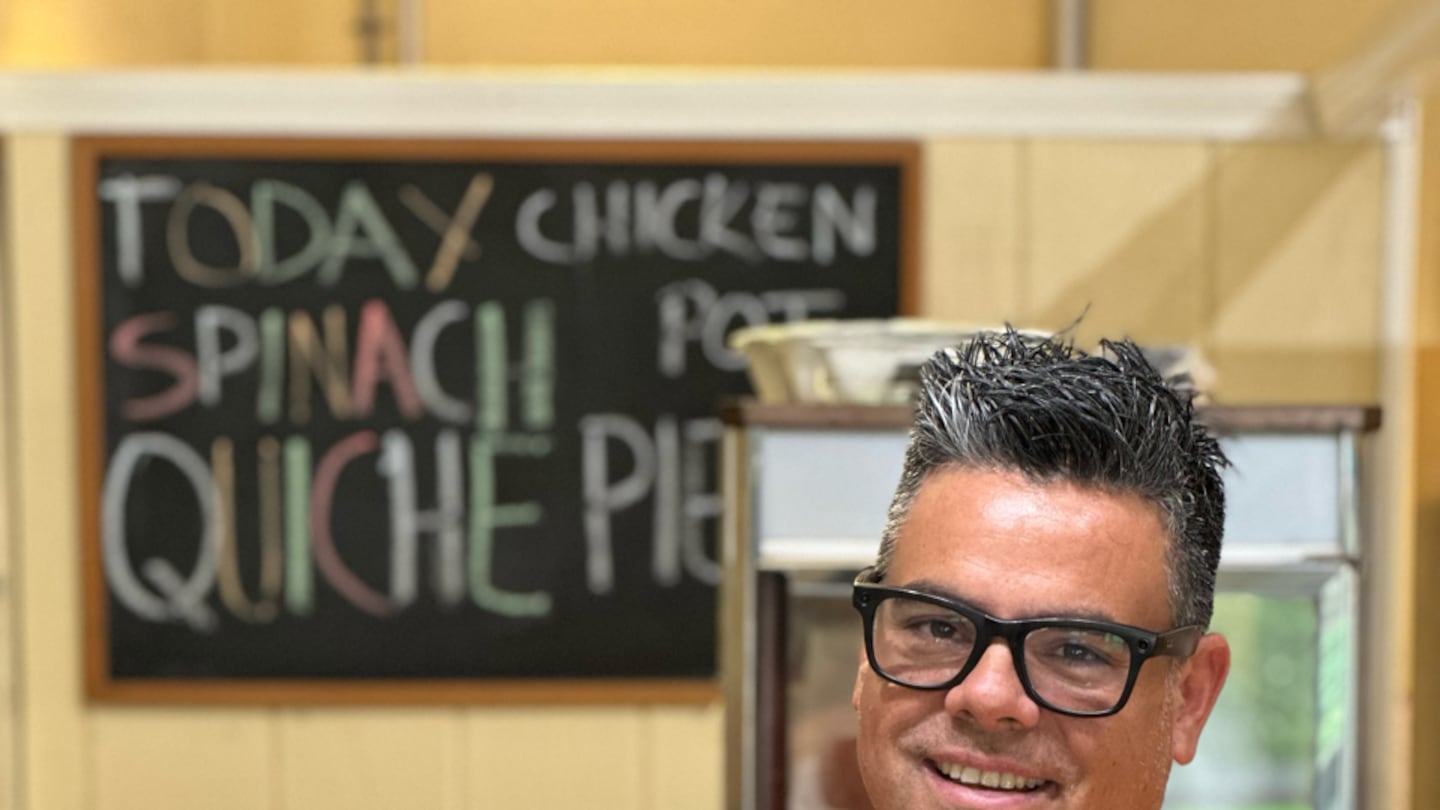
[
  {"x1": 853, "y1": 645, "x2": 871, "y2": 711},
  {"x1": 1170, "y1": 633, "x2": 1231, "y2": 764}
]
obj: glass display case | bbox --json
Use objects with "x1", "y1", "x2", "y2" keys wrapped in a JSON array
[{"x1": 719, "y1": 402, "x2": 1377, "y2": 810}]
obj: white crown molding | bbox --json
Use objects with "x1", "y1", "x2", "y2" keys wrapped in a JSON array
[{"x1": 0, "y1": 69, "x2": 1334, "y2": 141}]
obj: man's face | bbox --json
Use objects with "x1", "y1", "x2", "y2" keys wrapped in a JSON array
[{"x1": 852, "y1": 467, "x2": 1229, "y2": 810}]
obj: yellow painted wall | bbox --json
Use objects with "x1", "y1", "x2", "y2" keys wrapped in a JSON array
[
  {"x1": 0, "y1": 0, "x2": 1415, "y2": 71},
  {"x1": 0, "y1": 0, "x2": 1050, "y2": 68},
  {"x1": 923, "y1": 138, "x2": 1384, "y2": 403},
  {"x1": 0, "y1": 134, "x2": 18, "y2": 810},
  {"x1": 1088, "y1": 0, "x2": 1408, "y2": 72},
  {"x1": 0, "y1": 0, "x2": 358, "y2": 65},
  {"x1": 6, "y1": 134, "x2": 88, "y2": 810},
  {"x1": 1412, "y1": 88, "x2": 1440, "y2": 810},
  {"x1": 422, "y1": 1, "x2": 1048, "y2": 67}
]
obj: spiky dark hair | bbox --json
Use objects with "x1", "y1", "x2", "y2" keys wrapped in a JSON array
[{"x1": 873, "y1": 329, "x2": 1228, "y2": 627}]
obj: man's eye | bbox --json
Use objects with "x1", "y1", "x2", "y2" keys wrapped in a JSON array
[
  {"x1": 903, "y1": 617, "x2": 963, "y2": 641},
  {"x1": 925, "y1": 620, "x2": 957, "y2": 640},
  {"x1": 1046, "y1": 635, "x2": 1124, "y2": 667},
  {"x1": 1060, "y1": 642, "x2": 1103, "y2": 662}
]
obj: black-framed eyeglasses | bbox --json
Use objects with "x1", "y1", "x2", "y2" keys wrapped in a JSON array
[{"x1": 852, "y1": 567, "x2": 1203, "y2": 718}]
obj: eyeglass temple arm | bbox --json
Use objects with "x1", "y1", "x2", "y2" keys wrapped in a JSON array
[{"x1": 1152, "y1": 625, "x2": 1204, "y2": 658}]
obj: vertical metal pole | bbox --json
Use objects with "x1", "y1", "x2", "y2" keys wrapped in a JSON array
[
  {"x1": 397, "y1": 0, "x2": 425, "y2": 66},
  {"x1": 355, "y1": 0, "x2": 384, "y2": 66},
  {"x1": 1052, "y1": 0, "x2": 1089, "y2": 70},
  {"x1": 720, "y1": 424, "x2": 755, "y2": 810}
]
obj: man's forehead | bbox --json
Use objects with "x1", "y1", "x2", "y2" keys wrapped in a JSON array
[
  {"x1": 907, "y1": 465, "x2": 1166, "y2": 527},
  {"x1": 889, "y1": 466, "x2": 1174, "y2": 624}
]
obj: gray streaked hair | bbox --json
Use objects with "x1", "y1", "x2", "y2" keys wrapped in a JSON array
[{"x1": 873, "y1": 329, "x2": 1228, "y2": 628}]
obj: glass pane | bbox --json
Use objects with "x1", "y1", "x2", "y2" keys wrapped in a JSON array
[
  {"x1": 1219, "y1": 434, "x2": 1342, "y2": 551},
  {"x1": 786, "y1": 578, "x2": 872, "y2": 810},
  {"x1": 1164, "y1": 592, "x2": 1317, "y2": 810}
]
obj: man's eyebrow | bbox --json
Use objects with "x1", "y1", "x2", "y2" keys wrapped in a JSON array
[
  {"x1": 895, "y1": 578, "x2": 969, "y2": 604},
  {"x1": 894, "y1": 577, "x2": 1124, "y2": 625}
]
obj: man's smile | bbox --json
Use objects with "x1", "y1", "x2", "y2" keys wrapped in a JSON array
[{"x1": 928, "y1": 759, "x2": 1047, "y2": 792}]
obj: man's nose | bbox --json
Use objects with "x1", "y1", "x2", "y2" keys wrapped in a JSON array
[{"x1": 942, "y1": 640, "x2": 1042, "y2": 730}]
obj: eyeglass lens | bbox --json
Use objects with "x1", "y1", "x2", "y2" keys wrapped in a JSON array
[{"x1": 871, "y1": 596, "x2": 1133, "y2": 714}]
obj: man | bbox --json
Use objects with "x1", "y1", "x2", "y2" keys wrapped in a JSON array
[{"x1": 851, "y1": 330, "x2": 1231, "y2": 809}]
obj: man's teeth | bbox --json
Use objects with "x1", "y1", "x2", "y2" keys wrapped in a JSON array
[{"x1": 936, "y1": 762, "x2": 1043, "y2": 791}]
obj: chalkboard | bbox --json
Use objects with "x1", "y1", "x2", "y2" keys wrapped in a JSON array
[{"x1": 74, "y1": 137, "x2": 917, "y2": 703}]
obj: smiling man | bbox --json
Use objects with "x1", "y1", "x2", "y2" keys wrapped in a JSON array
[{"x1": 851, "y1": 330, "x2": 1232, "y2": 809}]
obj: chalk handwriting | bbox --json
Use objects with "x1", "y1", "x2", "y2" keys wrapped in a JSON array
[
  {"x1": 105, "y1": 426, "x2": 560, "y2": 629},
  {"x1": 110, "y1": 298, "x2": 556, "y2": 429},
  {"x1": 98, "y1": 173, "x2": 183, "y2": 286},
  {"x1": 96, "y1": 163, "x2": 892, "y2": 635},
  {"x1": 99, "y1": 174, "x2": 492, "y2": 291},
  {"x1": 655, "y1": 279, "x2": 846, "y2": 376},
  {"x1": 102, "y1": 432, "x2": 220, "y2": 631},
  {"x1": 579, "y1": 413, "x2": 722, "y2": 595},
  {"x1": 515, "y1": 175, "x2": 878, "y2": 266}
]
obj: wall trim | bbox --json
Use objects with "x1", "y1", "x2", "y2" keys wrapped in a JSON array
[{"x1": 0, "y1": 70, "x2": 1325, "y2": 140}]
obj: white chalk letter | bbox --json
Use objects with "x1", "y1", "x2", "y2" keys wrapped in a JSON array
[
  {"x1": 411, "y1": 300, "x2": 472, "y2": 423},
  {"x1": 318, "y1": 180, "x2": 420, "y2": 289},
  {"x1": 812, "y1": 183, "x2": 877, "y2": 264},
  {"x1": 378, "y1": 429, "x2": 467, "y2": 609},
  {"x1": 101, "y1": 433, "x2": 220, "y2": 631},
  {"x1": 253, "y1": 179, "x2": 333, "y2": 285},
  {"x1": 195, "y1": 305, "x2": 260, "y2": 408},
  {"x1": 579, "y1": 414, "x2": 656, "y2": 594},
  {"x1": 98, "y1": 174, "x2": 183, "y2": 287},
  {"x1": 515, "y1": 188, "x2": 577, "y2": 265}
]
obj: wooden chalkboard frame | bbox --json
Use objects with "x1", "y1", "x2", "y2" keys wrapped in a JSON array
[{"x1": 73, "y1": 135, "x2": 919, "y2": 704}]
